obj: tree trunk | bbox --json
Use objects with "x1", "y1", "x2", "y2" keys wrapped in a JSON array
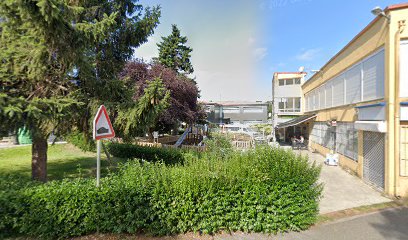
[
  {"x1": 148, "y1": 128, "x2": 154, "y2": 141},
  {"x1": 32, "y1": 136, "x2": 48, "y2": 182}
]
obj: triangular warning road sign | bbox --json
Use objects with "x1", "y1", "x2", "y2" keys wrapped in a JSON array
[{"x1": 93, "y1": 105, "x2": 115, "y2": 140}]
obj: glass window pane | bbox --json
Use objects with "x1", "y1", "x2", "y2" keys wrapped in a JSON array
[
  {"x1": 295, "y1": 97, "x2": 301, "y2": 110},
  {"x1": 295, "y1": 78, "x2": 301, "y2": 84},
  {"x1": 287, "y1": 98, "x2": 294, "y2": 111},
  {"x1": 286, "y1": 79, "x2": 293, "y2": 85},
  {"x1": 279, "y1": 79, "x2": 285, "y2": 86}
]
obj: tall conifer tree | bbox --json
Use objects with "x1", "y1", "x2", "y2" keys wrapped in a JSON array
[
  {"x1": 0, "y1": 0, "x2": 160, "y2": 181},
  {"x1": 157, "y1": 24, "x2": 194, "y2": 74}
]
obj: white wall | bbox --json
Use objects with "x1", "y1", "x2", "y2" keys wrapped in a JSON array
[{"x1": 275, "y1": 84, "x2": 302, "y2": 98}]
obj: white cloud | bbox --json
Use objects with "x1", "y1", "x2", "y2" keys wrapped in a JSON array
[
  {"x1": 253, "y1": 47, "x2": 268, "y2": 61},
  {"x1": 296, "y1": 48, "x2": 321, "y2": 61},
  {"x1": 248, "y1": 37, "x2": 256, "y2": 45}
]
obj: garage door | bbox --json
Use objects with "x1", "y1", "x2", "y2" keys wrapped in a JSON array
[{"x1": 363, "y1": 131, "x2": 385, "y2": 190}]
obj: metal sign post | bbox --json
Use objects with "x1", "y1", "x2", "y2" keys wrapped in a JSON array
[
  {"x1": 96, "y1": 140, "x2": 101, "y2": 187},
  {"x1": 93, "y1": 105, "x2": 115, "y2": 187}
]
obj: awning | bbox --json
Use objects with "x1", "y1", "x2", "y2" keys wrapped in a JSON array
[
  {"x1": 354, "y1": 121, "x2": 387, "y2": 133},
  {"x1": 276, "y1": 114, "x2": 316, "y2": 129}
]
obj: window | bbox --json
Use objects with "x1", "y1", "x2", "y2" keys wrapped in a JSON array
[
  {"x1": 295, "y1": 97, "x2": 301, "y2": 109},
  {"x1": 325, "y1": 83, "x2": 332, "y2": 108},
  {"x1": 311, "y1": 122, "x2": 334, "y2": 150},
  {"x1": 336, "y1": 122, "x2": 358, "y2": 161},
  {"x1": 332, "y1": 74, "x2": 345, "y2": 107},
  {"x1": 278, "y1": 78, "x2": 301, "y2": 86},
  {"x1": 295, "y1": 78, "x2": 301, "y2": 84},
  {"x1": 278, "y1": 102, "x2": 285, "y2": 110},
  {"x1": 305, "y1": 49, "x2": 384, "y2": 111},
  {"x1": 243, "y1": 107, "x2": 263, "y2": 113},
  {"x1": 363, "y1": 50, "x2": 384, "y2": 100},
  {"x1": 287, "y1": 98, "x2": 294, "y2": 109},
  {"x1": 278, "y1": 97, "x2": 301, "y2": 112},
  {"x1": 286, "y1": 78, "x2": 294, "y2": 85},
  {"x1": 223, "y1": 107, "x2": 240, "y2": 113},
  {"x1": 345, "y1": 65, "x2": 361, "y2": 104}
]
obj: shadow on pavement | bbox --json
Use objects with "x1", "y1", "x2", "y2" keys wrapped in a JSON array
[{"x1": 370, "y1": 207, "x2": 408, "y2": 239}]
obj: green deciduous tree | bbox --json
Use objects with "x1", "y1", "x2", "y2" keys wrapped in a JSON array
[
  {"x1": 0, "y1": 0, "x2": 160, "y2": 182},
  {"x1": 156, "y1": 24, "x2": 194, "y2": 74}
]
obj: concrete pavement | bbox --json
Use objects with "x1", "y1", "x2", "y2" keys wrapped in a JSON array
[
  {"x1": 215, "y1": 207, "x2": 408, "y2": 240},
  {"x1": 304, "y1": 150, "x2": 392, "y2": 214},
  {"x1": 277, "y1": 147, "x2": 391, "y2": 214}
]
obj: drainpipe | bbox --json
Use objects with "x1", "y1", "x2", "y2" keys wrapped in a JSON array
[{"x1": 394, "y1": 20, "x2": 406, "y2": 197}]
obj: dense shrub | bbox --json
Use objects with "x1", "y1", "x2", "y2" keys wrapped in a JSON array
[
  {"x1": 1, "y1": 146, "x2": 322, "y2": 238},
  {"x1": 204, "y1": 133, "x2": 233, "y2": 157},
  {"x1": 66, "y1": 131, "x2": 96, "y2": 152},
  {"x1": 107, "y1": 143, "x2": 184, "y2": 165},
  {"x1": 0, "y1": 175, "x2": 39, "y2": 238}
]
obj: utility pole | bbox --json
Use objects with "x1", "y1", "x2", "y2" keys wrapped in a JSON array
[{"x1": 271, "y1": 73, "x2": 277, "y2": 142}]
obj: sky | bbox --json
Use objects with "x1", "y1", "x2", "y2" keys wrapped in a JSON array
[{"x1": 134, "y1": 0, "x2": 401, "y2": 102}]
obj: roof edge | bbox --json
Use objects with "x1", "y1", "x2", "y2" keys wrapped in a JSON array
[
  {"x1": 385, "y1": 2, "x2": 408, "y2": 11},
  {"x1": 304, "y1": 3, "x2": 408, "y2": 88},
  {"x1": 303, "y1": 15, "x2": 382, "y2": 88}
]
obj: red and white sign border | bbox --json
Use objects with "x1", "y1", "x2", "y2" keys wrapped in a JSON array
[{"x1": 93, "y1": 105, "x2": 115, "y2": 140}]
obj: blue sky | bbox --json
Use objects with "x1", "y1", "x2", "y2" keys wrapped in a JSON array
[{"x1": 135, "y1": 0, "x2": 401, "y2": 101}]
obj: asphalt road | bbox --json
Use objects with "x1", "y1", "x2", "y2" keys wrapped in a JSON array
[{"x1": 215, "y1": 207, "x2": 408, "y2": 240}]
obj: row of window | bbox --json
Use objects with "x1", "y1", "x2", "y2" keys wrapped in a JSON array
[
  {"x1": 310, "y1": 122, "x2": 358, "y2": 161},
  {"x1": 278, "y1": 97, "x2": 301, "y2": 113},
  {"x1": 230, "y1": 120, "x2": 264, "y2": 124},
  {"x1": 278, "y1": 78, "x2": 301, "y2": 86},
  {"x1": 223, "y1": 107, "x2": 265, "y2": 113},
  {"x1": 305, "y1": 49, "x2": 385, "y2": 112}
]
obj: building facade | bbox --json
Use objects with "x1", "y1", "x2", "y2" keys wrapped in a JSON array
[
  {"x1": 272, "y1": 72, "x2": 307, "y2": 141},
  {"x1": 204, "y1": 101, "x2": 268, "y2": 125},
  {"x1": 272, "y1": 72, "x2": 307, "y2": 125},
  {"x1": 301, "y1": 3, "x2": 408, "y2": 197}
]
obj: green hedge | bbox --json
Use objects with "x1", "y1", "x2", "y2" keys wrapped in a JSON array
[
  {"x1": 107, "y1": 143, "x2": 184, "y2": 165},
  {"x1": 1, "y1": 146, "x2": 322, "y2": 239}
]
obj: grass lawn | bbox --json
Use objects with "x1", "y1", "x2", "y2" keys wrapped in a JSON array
[{"x1": 0, "y1": 143, "x2": 126, "y2": 181}]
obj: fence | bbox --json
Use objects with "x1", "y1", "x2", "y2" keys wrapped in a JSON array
[
  {"x1": 162, "y1": 144, "x2": 207, "y2": 152},
  {"x1": 232, "y1": 140, "x2": 253, "y2": 149}
]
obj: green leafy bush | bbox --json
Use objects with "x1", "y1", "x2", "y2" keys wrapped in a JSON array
[
  {"x1": 204, "y1": 133, "x2": 233, "y2": 157},
  {"x1": 107, "y1": 143, "x2": 184, "y2": 165},
  {"x1": 1, "y1": 146, "x2": 322, "y2": 238},
  {"x1": 66, "y1": 131, "x2": 96, "y2": 152},
  {"x1": 0, "y1": 175, "x2": 39, "y2": 238}
]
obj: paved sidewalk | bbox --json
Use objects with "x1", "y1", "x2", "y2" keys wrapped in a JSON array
[
  {"x1": 302, "y1": 150, "x2": 391, "y2": 214},
  {"x1": 215, "y1": 207, "x2": 408, "y2": 240},
  {"x1": 277, "y1": 146, "x2": 391, "y2": 214}
]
